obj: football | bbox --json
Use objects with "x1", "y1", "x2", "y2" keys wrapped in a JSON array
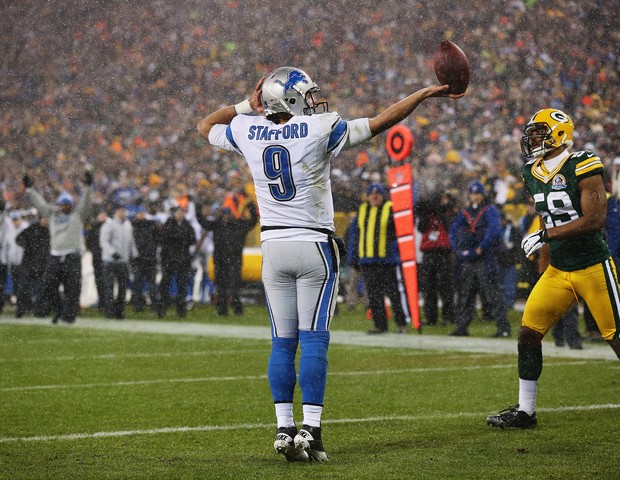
[{"x1": 433, "y1": 40, "x2": 470, "y2": 94}]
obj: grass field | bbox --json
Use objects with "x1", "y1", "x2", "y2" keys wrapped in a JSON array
[{"x1": 1, "y1": 305, "x2": 619, "y2": 479}]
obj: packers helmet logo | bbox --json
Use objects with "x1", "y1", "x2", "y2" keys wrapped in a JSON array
[
  {"x1": 551, "y1": 174, "x2": 567, "y2": 190},
  {"x1": 550, "y1": 110, "x2": 570, "y2": 123}
]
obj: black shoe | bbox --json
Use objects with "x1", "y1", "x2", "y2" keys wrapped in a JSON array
[
  {"x1": 367, "y1": 327, "x2": 388, "y2": 335},
  {"x1": 554, "y1": 338, "x2": 566, "y2": 347},
  {"x1": 491, "y1": 331, "x2": 510, "y2": 338},
  {"x1": 486, "y1": 404, "x2": 537, "y2": 429},
  {"x1": 294, "y1": 425, "x2": 329, "y2": 462},
  {"x1": 273, "y1": 427, "x2": 309, "y2": 462},
  {"x1": 52, "y1": 313, "x2": 62, "y2": 324},
  {"x1": 568, "y1": 341, "x2": 583, "y2": 350},
  {"x1": 449, "y1": 330, "x2": 469, "y2": 336}
]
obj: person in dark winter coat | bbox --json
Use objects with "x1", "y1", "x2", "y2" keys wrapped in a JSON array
[
  {"x1": 85, "y1": 210, "x2": 108, "y2": 311},
  {"x1": 417, "y1": 192, "x2": 456, "y2": 326},
  {"x1": 158, "y1": 207, "x2": 196, "y2": 317},
  {"x1": 15, "y1": 215, "x2": 50, "y2": 316},
  {"x1": 197, "y1": 201, "x2": 258, "y2": 315},
  {"x1": 131, "y1": 206, "x2": 160, "y2": 312}
]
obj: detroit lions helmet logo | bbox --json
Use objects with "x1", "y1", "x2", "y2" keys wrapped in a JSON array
[{"x1": 274, "y1": 70, "x2": 308, "y2": 93}]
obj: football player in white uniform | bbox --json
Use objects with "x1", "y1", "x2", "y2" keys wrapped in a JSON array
[{"x1": 198, "y1": 67, "x2": 463, "y2": 461}]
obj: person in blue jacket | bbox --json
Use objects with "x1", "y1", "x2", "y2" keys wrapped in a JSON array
[{"x1": 449, "y1": 180, "x2": 510, "y2": 337}]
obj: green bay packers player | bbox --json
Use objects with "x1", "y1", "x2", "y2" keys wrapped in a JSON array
[{"x1": 487, "y1": 108, "x2": 620, "y2": 429}]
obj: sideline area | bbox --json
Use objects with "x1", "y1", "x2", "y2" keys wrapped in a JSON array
[{"x1": 1, "y1": 317, "x2": 616, "y2": 360}]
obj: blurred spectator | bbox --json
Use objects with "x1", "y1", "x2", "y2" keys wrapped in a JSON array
[
  {"x1": 518, "y1": 199, "x2": 540, "y2": 296},
  {"x1": 24, "y1": 172, "x2": 92, "y2": 324},
  {"x1": 197, "y1": 201, "x2": 258, "y2": 316},
  {"x1": 417, "y1": 191, "x2": 456, "y2": 326},
  {"x1": 130, "y1": 205, "x2": 160, "y2": 312},
  {"x1": 347, "y1": 183, "x2": 409, "y2": 334},
  {"x1": 85, "y1": 210, "x2": 108, "y2": 311},
  {"x1": 15, "y1": 214, "x2": 49, "y2": 317},
  {"x1": 605, "y1": 157, "x2": 620, "y2": 266},
  {"x1": 194, "y1": 226, "x2": 215, "y2": 304},
  {"x1": 498, "y1": 212, "x2": 520, "y2": 309},
  {"x1": 449, "y1": 180, "x2": 510, "y2": 337},
  {"x1": 344, "y1": 214, "x2": 366, "y2": 311},
  {"x1": 4, "y1": 212, "x2": 27, "y2": 317},
  {"x1": 158, "y1": 207, "x2": 196, "y2": 318},
  {"x1": 0, "y1": 200, "x2": 8, "y2": 313},
  {"x1": 100, "y1": 205, "x2": 135, "y2": 319}
]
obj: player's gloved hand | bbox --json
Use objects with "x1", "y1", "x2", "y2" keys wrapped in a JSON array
[
  {"x1": 84, "y1": 168, "x2": 94, "y2": 186},
  {"x1": 22, "y1": 175, "x2": 34, "y2": 189},
  {"x1": 521, "y1": 229, "x2": 548, "y2": 257}
]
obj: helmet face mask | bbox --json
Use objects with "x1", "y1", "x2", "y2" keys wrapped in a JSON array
[
  {"x1": 520, "y1": 108, "x2": 574, "y2": 159},
  {"x1": 261, "y1": 67, "x2": 328, "y2": 117}
]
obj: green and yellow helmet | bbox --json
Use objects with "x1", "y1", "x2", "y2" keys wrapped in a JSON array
[{"x1": 520, "y1": 108, "x2": 574, "y2": 159}]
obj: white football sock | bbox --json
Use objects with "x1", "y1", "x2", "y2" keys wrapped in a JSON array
[
  {"x1": 518, "y1": 378, "x2": 538, "y2": 415},
  {"x1": 275, "y1": 403, "x2": 295, "y2": 428},
  {"x1": 302, "y1": 404, "x2": 323, "y2": 428}
]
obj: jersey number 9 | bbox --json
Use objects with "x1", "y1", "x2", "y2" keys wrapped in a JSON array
[{"x1": 263, "y1": 146, "x2": 297, "y2": 202}]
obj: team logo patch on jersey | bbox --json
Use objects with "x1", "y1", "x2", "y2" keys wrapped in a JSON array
[
  {"x1": 551, "y1": 174, "x2": 567, "y2": 190},
  {"x1": 274, "y1": 70, "x2": 308, "y2": 94}
]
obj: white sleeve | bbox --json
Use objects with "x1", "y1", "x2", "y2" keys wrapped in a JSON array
[
  {"x1": 344, "y1": 118, "x2": 372, "y2": 149},
  {"x1": 330, "y1": 117, "x2": 372, "y2": 157},
  {"x1": 208, "y1": 124, "x2": 241, "y2": 153}
]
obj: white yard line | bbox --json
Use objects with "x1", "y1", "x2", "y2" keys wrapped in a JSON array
[
  {"x1": 1, "y1": 361, "x2": 597, "y2": 393},
  {"x1": 1, "y1": 403, "x2": 619, "y2": 444},
  {"x1": 0, "y1": 348, "x2": 270, "y2": 363},
  {"x1": 1, "y1": 317, "x2": 617, "y2": 360}
]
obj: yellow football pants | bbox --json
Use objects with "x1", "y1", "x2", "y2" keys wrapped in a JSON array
[{"x1": 522, "y1": 257, "x2": 620, "y2": 340}]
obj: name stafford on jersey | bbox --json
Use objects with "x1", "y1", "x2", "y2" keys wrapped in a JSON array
[{"x1": 248, "y1": 123, "x2": 309, "y2": 141}]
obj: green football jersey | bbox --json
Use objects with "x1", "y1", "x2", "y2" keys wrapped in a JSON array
[{"x1": 521, "y1": 149, "x2": 610, "y2": 271}]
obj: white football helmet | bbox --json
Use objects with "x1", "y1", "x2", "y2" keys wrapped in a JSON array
[{"x1": 261, "y1": 66, "x2": 328, "y2": 116}]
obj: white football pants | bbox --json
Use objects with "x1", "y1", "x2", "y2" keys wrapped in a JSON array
[{"x1": 261, "y1": 240, "x2": 340, "y2": 338}]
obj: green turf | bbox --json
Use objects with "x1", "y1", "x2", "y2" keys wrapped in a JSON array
[
  {"x1": 78, "y1": 302, "x2": 526, "y2": 337},
  {"x1": 1, "y1": 311, "x2": 619, "y2": 479}
]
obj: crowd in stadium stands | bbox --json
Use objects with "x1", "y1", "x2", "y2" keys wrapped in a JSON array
[
  {"x1": 0, "y1": 0, "x2": 618, "y2": 330},
  {"x1": 2, "y1": 1, "x2": 618, "y2": 211}
]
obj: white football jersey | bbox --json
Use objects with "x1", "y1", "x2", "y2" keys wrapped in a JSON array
[{"x1": 209, "y1": 112, "x2": 367, "y2": 242}]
